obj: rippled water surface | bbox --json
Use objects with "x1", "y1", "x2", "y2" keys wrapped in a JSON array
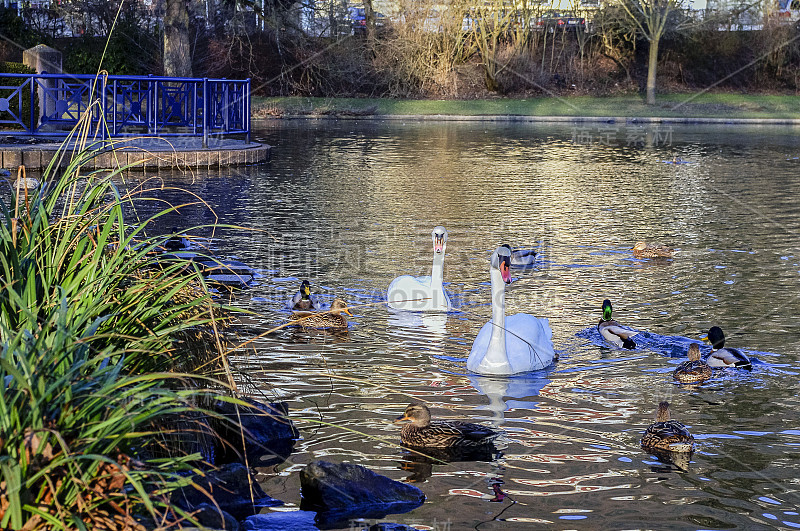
[{"x1": 143, "y1": 120, "x2": 800, "y2": 529}]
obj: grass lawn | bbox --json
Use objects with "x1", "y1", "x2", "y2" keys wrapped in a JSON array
[{"x1": 252, "y1": 94, "x2": 800, "y2": 120}]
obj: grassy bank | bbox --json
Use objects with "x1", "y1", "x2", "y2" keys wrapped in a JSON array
[{"x1": 253, "y1": 94, "x2": 800, "y2": 120}]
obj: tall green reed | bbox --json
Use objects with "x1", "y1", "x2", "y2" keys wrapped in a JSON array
[{"x1": 0, "y1": 118, "x2": 238, "y2": 527}]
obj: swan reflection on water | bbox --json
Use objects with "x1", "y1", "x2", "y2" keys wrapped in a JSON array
[
  {"x1": 468, "y1": 373, "x2": 551, "y2": 427},
  {"x1": 387, "y1": 309, "x2": 448, "y2": 352}
]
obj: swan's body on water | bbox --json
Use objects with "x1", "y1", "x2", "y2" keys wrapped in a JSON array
[
  {"x1": 467, "y1": 245, "x2": 555, "y2": 376},
  {"x1": 387, "y1": 226, "x2": 451, "y2": 312}
]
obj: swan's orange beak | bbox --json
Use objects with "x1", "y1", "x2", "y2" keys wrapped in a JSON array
[
  {"x1": 500, "y1": 258, "x2": 511, "y2": 284},
  {"x1": 395, "y1": 413, "x2": 411, "y2": 423},
  {"x1": 434, "y1": 235, "x2": 445, "y2": 254}
]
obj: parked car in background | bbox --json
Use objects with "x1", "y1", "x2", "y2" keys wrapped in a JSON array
[
  {"x1": 349, "y1": 7, "x2": 387, "y2": 35},
  {"x1": 536, "y1": 11, "x2": 586, "y2": 32}
]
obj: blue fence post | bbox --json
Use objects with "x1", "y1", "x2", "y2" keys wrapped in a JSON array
[
  {"x1": 246, "y1": 79, "x2": 251, "y2": 144},
  {"x1": 203, "y1": 78, "x2": 208, "y2": 149},
  {"x1": 29, "y1": 75, "x2": 35, "y2": 133}
]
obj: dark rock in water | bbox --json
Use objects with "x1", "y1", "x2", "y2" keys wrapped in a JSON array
[
  {"x1": 172, "y1": 462, "x2": 282, "y2": 519},
  {"x1": 243, "y1": 511, "x2": 318, "y2": 530},
  {"x1": 212, "y1": 399, "x2": 298, "y2": 466},
  {"x1": 205, "y1": 273, "x2": 254, "y2": 289},
  {"x1": 299, "y1": 461, "x2": 425, "y2": 528},
  {"x1": 203, "y1": 259, "x2": 254, "y2": 276},
  {"x1": 192, "y1": 502, "x2": 240, "y2": 531}
]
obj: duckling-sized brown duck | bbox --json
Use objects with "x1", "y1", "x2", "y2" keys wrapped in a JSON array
[
  {"x1": 632, "y1": 241, "x2": 675, "y2": 259},
  {"x1": 641, "y1": 401, "x2": 694, "y2": 453},
  {"x1": 673, "y1": 343, "x2": 713, "y2": 384},
  {"x1": 292, "y1": 299, "x2": 352, "y2": 330},
  {"x1": 395, "y1": 403, "x2": 498, "y2": 448}
]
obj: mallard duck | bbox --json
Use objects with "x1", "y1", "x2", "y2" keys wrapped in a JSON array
[
  {"x1": 673, "y1": 343, "x2": 712, "y2": 384},
  {"x1": 289, "y1": 280, "x2": 321, "y2": 311},
  {"x1": 632, "y1": 241, "x2": 674, "y2": 259},
  {"x1": 500, "y1": 244, "x2": 537, "y2": 267},
  {"x1": 597, "y1": 299, "x2": 637, "y2": 349},
  {"x1": 395, "y1": 403, "x2": 498, "y2": 448},
  {"x1": 387, "y1": 226, "x2": 451, "y2": 312},
  {"x1": 706, "y1": 326, "x2": 752, "y2": 370},
  {"x1": 467, "y1": 246, "x2": 555, "y2": 375},
  {"x1": 292, "y1": 299, "x2": 352, "y2": 330},
  {"x1": 641, "y1": 401, "x2": 694, "y2": 453}
]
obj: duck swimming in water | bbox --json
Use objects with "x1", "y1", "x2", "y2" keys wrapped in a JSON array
[
  {"x1": 467, "y1": 245, "x2": 556, "y2": 376},
  {"x1": 395, "y1": 403, "x2": 498, "y2": 448},
  {"x1": 632, "y1": 241, "x2": 675, "y2": 259},
  {"x1": 673, "y1": 343, "x2": 713, "y2": 384},
  {"x1": 597, "y1": 299, "x2": 637, "y2": 349},
  {"x1": 706, "y1": 326, "x2": 752, "y2": 370},
  {"x1": 641, "y1": 401, "x2": 694, "y2": 453},
  {"x1": 289, "y1": 280, "x2": 321, "y2": 311},
  {"x1": 292, "y1": 298, "x2": 352, "y2": 330},
  {"x1": 387, "y1": 226, "x2": 451, "y2": 312}
]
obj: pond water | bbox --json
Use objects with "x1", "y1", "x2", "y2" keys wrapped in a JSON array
[{"x1": 141, "y1": 119, "x2": 800, "y2": 529}]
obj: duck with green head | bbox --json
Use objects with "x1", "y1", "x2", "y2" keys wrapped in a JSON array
[
  {"x1": 289, "y1": 280, "x2": 321, "y2": 311},
  {"x1": 706, "y1": 326, "x2": 752, "y2": 370},
  {"x1": 597, "y1": 299, "x2": 637, "y2": 350}
]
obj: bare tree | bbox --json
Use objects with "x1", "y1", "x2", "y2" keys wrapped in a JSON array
[
  {"x1": 164, "y1": 0, "x2": 192, "y2": 76},
  {"x1": 618, "y1": 0, "x2": 689, "y2": 103},
  {"x1": 469, "y1": 1, "x2": 515, "y2": 91}
]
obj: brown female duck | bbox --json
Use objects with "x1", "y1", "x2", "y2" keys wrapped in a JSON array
[
  {"x1": 395, "y1": 403, "x2": 498, "y2": 448},
  {"x1": 641, "y1": 401, "x2": 694, "y2": 453},
  {"x1": 292, "y1": 298, "x2": 352, "y2": 330},
  {"x1": 673, "y1": 343, "x2": 713, "y2": 384},
  {"x1": 632, "y1": 241, "x2": 675, "y2": 259}
]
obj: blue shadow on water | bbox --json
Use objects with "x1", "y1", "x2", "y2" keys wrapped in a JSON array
[{"x1": 575, "y1": 326, "x2": 773, "y2": 365}]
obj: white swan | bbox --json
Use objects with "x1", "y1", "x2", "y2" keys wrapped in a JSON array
[
  {"x1": 387, "y1": 226, "x2": 451, "y2": 312},
  {"x1": 467, "y1": 245, "x2": 556, "y2": 376}
]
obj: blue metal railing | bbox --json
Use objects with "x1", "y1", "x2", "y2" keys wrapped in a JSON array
[{"x1": 0, "y1": 73, "x2": 250, "y2": 144}]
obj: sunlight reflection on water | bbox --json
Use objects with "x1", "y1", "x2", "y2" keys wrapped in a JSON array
[{"x1": 128, "y1": 120, "x2": 800, "y2": 529}]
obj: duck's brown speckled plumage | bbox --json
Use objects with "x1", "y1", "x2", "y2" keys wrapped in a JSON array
[
  {"x1": 641, "y1": 401, "x2": 694, "y2": 453},
  {"x1": 632, "y1": 241, "x2": 675, "y2": 259},
  {"x1": 292, "y1": 299, "x2": 352, "y2": 330},
  {"x1": 674, "y1": 343, "x2": 712, "y2": 384},
  {"x1": 396, "y1": 403, "x2": 498, "y2": 448}
]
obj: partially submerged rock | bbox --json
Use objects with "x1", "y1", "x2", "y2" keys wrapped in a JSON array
[
  {"x1": 243, "y1": 510, "x2": 318, "y2": 530},
  {"x1": 299, "y1": 461, "x2": 425, "y2": 527},
  {"x1": 172, "y1": 462, "x2": 282, "y2": 520},
  {"x1": 211, "y1": 399, "x2": 298, "y2": 466}
]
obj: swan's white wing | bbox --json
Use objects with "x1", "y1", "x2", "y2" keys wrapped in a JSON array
[
  {"x1": 387, "y1": 275, "x2": 449, "y2": 311},
  {"x1": 467, "y1": 315, "x2": 555, "y2": 375},
  {"x1": 506, "y1": 314, "x2": 555, "y2": 372}
]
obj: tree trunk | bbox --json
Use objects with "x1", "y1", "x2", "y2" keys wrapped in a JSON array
[
  {"x1": 363, "y1": 0, "x2": 376, "y2": 42},
  {"x1": 646, "y1": 36, "x2": 659, "y2": 105},
  {"x1": 164, "y1": 0, "x2": 192, "y2": 77}
]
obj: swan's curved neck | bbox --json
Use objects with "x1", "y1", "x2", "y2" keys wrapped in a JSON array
[
  {"x1": 431, "y1": 247, "x2": 445, "y2": 291},
  {"x1": 486, "y1": 267, "x2": 507, "y2": 361}
]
